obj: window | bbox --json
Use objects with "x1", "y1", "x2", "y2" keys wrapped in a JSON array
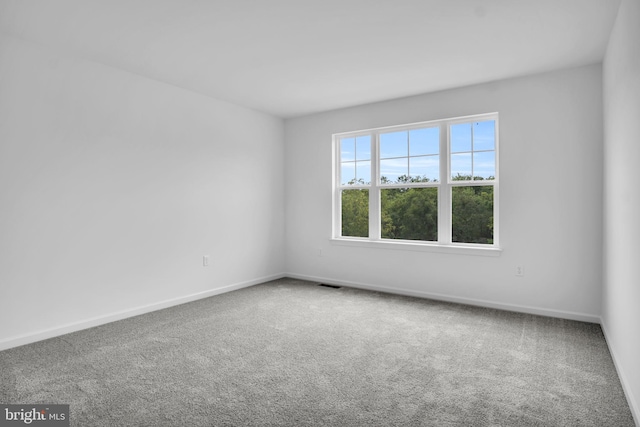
[{"x1": 334, "y1": 113, "x2": 498, "y2": 251}]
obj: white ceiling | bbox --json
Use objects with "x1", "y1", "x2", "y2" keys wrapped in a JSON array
[{"x1": 0, "y1": 0, "x2": 622, "y2": 118}]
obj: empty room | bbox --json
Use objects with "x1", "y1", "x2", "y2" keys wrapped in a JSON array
[{"x1": 1, "y1": 0, "x2": 638, "y2": 426}]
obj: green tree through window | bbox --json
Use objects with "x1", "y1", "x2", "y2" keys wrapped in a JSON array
[
  {"x1": 381, "y1": 176, "x2": 437, "y2": 241},
  {"x1": 451, "y1": 176, "x2": 494, "y2": 244},
  {"x1": 341, "y1": 185, "x2": 369, "y2": 238}
]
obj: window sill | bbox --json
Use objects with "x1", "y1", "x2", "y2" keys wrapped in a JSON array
[{"x1": 330, "y1": 238, "x2": 502, "y2": 257}]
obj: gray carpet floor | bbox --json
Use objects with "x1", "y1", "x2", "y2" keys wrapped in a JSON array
[{"x1": 0, "y1": 278, "x2": 635, "y2": 426}]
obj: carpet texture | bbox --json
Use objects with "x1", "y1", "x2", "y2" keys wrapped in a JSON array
[{"x1": 0, "y1": 278, "x2": 635, "y2": 426}]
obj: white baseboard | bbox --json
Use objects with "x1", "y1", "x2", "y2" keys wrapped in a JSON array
[
  {"x1": 600, "y1": 319, "x2": 640, "y2": 427},
  {"x1": 4, "y1": 272, "x2": 632, "y2": 423},
  {"x1": 285, "y1": 272, "x2": 602, "y2": 324},
  {"x1": 0, "y1": 273, "x2": 285, "y2": 352},
  {"x1": 2, "y1": 272, "x2": 601, "y2": 352}
]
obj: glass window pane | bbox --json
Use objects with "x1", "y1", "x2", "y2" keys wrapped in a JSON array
[
  {"x1": 409, "y1": 156, "x2": 439, "y2": 182},
  {"x1": 341, "y1": 162, "x2": 356, "y2": 185},
  {"x1": 451, "y1": 153, "x2": 472, "y2": 180},
  {"x1": 473, "y1": 151, "x2": 495, "y2": 180},
  {"x1": 381, "y1": 188, "x2": 438, "y2": 241},
  {"x1": 355, "y1": 135, "x2": 371, "y2": 161},
  {"x1": 380, "y1": 158, "x2": 408, "y2": 183},
  {"x1": 380, "y1": 131, "x2": 408, "y2": 159},
  {"x1": 452, "y1": 186, "x2": 493, "y2": 244},
  {"x1": 410, "y1": 127, "x2": 439, "y2": 156},
  {"x1": 342, "y1": 189, "x2": 369, "y2": 237},
  {"x1": 451, "y1": 123, "x2": 472, "y2": 153},
  {"x1": 341, "y1": 137, "x2": 355, "y2": 161},
  {"x1": 473, "y1": 121, "x2": 495, "y2": 151},
  {"x1": 356, "y1": 160, "x2": 371, "y2": 184}
]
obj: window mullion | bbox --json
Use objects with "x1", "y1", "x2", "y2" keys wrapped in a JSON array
[
  {"x1": 334, "y1": 137, "x2": 342, "y2": 238},
  {"x1": 438, "y1": 123, "x2": 452, "y2": 244},
  {"x1": 369, "y1": 133, "x2": 380, "y2": 240},
  {"x1": 406, "y1": 131, "x2": 411, "y2": 178},
  {"x1": 470, "y1": 121, "x2": 475, "y2": 180}
]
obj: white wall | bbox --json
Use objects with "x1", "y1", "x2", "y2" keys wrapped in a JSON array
[
  {"x1": 0, "y1": 35, "x2": 285, "y2": 349},
  {"x1": 603, "y1": 0, "x2": 640, "y2": 422},
  {"x1": 285, "y1": 65, "x2": 603, "y2": 321}
]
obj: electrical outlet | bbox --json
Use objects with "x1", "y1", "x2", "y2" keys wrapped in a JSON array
[
  {"x1": 203, "y1": 255, "x2": 210, "y2": 267},
  {"x1": 516, "y1": 265, "x2": 524, "y2": 277}
]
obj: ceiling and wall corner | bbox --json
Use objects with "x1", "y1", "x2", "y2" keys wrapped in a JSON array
[{"x1": 0, "y1": 0, "x2": 622, "y2": 118}]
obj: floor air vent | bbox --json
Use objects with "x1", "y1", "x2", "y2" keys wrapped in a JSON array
[{"x1": 318, "y1": 283, "x2": 341, "y2": 289}]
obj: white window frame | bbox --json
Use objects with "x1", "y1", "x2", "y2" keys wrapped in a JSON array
[{"x1": 332, "y1": 113, "x2": 501, "y2": 256}]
